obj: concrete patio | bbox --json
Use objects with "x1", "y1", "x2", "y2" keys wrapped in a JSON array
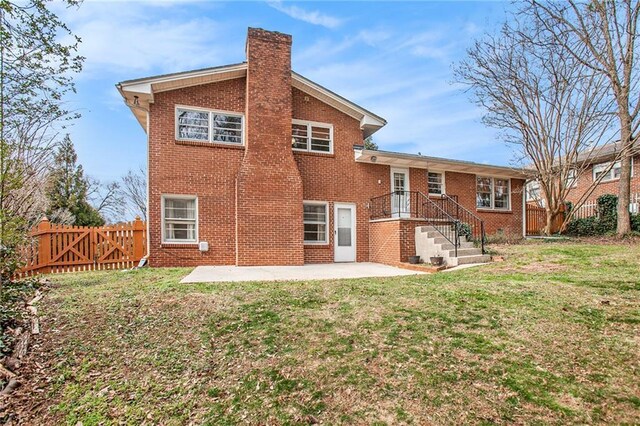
[{"x1": 180, "y1": 262, "x2": 426, "y2": 283}]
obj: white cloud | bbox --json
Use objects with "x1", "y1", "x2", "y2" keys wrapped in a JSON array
[
  {"x1": 267, "y1": 1, "x2": 343, "y2": 29},
  {"x1": 57, "y1": 2, "x2": 239, "y2": 78},
  {"x1": 395, "y1": 29, "x2": 458, "y2": 60}
]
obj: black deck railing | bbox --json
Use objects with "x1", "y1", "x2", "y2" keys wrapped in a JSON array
[{"x1": 369, "y1": 191, "x2": 486, "y2": 255}]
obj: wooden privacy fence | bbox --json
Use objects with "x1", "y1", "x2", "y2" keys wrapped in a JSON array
[
  {"x1": 19, "y1": 217, "x2": 147, "y2": 276},
  {"x1": 526, "y1": 204, "x2": 565, "y2": 236}
]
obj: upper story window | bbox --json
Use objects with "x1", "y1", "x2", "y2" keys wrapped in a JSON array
[
  {"x1": 593, "y1": 161, "x2": 621, "y2": 182},
  {"x1": 292, "y1": 119, "x2": 333, "y2": 154},
  {"x1": 592, "y1": 159, "x2": 635, "y2": 183},
  {"x1": 428, "y1": 172, "x2": 445, "y2": 195},
  {"x1": 565, "y1": 169, "x2": 577, "y2": 188},
  {"x1": 176, "y1": 106, "x2": 244, "y2": 145},
  {"x1": 476, "y1": 176, "x2": 510, "y2": 210}
]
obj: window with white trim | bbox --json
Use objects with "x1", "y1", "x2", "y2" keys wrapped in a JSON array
[
  {"x1": 526, "y1": 181, "x2": 541, "y2": 201},
  {"x1": 593, "y1": 161, "x2": 621, "y2": 182},
  {"x1": 476, "y1": 176, "x2": 510, "y2": 210},
  {"x1": 565, "y1": 169, "x2": 577, "y2": 188},
  {"x1": 176, "y1": 107, "x2": 243, "y2": 145},
  {"x1": 592, "y1": 159, "x2": 634, "y2": 182},
  {"x1": 162, "y1": 196, "x2": 197, "y2": 243},
  {"x1": 303, "y1": 202, "x2": 328, "y2": 244},
  {"x1": 292, "y1": 120, "x2": 333, "y2": 153},
  {"x1": 428, "y1": 172, "x2": 444, "y2": 195}
]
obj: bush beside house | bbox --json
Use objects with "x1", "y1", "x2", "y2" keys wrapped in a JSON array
[{"x1": 566, "y1": 194, "x2": 640, "y2": 236}]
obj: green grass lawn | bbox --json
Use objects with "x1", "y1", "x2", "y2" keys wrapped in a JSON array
[{"x1": 11, "y1": 241, "x2": 640, "y2": 425}]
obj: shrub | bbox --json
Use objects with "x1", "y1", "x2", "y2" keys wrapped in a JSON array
[
  {"x1": 565, "y1": 216, "x2": 602, "y2": 236},
  {"x1": 565, "y1": 194, "x2": 618, "y2": 236},
  {"x1": 456, "y1": 222, "x2": 473, "y2": 241},
  {"x1": 597, "y1": 194, "x2": 618, "y2": 231},
  {"x1": 631, "y1": 214, "x2": 640, "y2": 232}
]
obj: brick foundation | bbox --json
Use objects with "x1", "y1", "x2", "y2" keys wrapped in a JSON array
[{"x1": 369, "y1": 219, "x2": 429, "y2": 265}]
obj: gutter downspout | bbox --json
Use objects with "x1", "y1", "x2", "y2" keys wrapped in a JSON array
[
  {"x1": 123, "y1": 98, "x2": 151, "y2": 260},
  {"x1": 145, "y1": 109, "x2": 150, "y2": 260}
]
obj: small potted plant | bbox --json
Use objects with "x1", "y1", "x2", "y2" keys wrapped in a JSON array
[
  {"x1": 408, "y1": 255, "x2": 421, "y2": 264},
  {"x1": 430, "y1": 252, "x2": 444, "y2": 266}
]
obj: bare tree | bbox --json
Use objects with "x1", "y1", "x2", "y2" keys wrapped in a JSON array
[
  {"x1": 529, "y1": 0, "x2": 640, "y2": 234},
  {"x1": 87, "y1": 178, "x2": 124, "y2": 223},
  {"x1": 0, "y1": 0, "x2": 82, "y2": 260},
  {"x1": 119, "y1": 166, "x2": 146, "y2": 220},
  {"x1": 456, "y1": 15, "x2": 617, "y2": 234}
]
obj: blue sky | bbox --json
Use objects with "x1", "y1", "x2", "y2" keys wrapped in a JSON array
[{"x1": 57, "y1": 0, "x2": 517, "y2": 182}]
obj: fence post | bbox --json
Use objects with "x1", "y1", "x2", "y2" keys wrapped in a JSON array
[
  {"x1": 132, "y1": 217, "x2": 145, "y2": 261},
  {"x1": 37, "y1": 217, "x2": 52, "y2": 274}
]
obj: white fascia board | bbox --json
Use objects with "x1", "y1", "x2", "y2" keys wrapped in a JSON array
[
  {"x1": 292, "y1": 73, "x2": 387, "y2": 130},
  {"x1": 355, "y1": 149, "x2": 527, "y2": 178}
]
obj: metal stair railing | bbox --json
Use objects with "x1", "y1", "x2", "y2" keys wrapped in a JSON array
[
  {"x1": 434, "y1": 194, "x2": 486, "y2": 254},
  {"x1": 369, "y1": 191, "x2": 462, "y2": 257}
]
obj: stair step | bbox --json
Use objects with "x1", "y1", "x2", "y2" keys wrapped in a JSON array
[
  {"x1": 448, "y1": 248, "x2": 483, "y2": 257},
  {"x1": 455, "y1": 254, "x2": 491, "y2": 265},
  {"x1": 433, "y1": 237, "x2": 453, "y2": 245},
  {"x1": 432, "y1": 237, "x2": 473, "y2": 246},
  {"x1": 420, "y1": 229, "x2": 470, "y2": 243},
  {"x1": 421, "y1": 225, "x2": 455, "y2": 233},
  {"x1": 440, "y1": 242, "x2": 475, "y2": 250}
]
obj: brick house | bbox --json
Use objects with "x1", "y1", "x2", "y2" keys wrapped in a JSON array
[
  {"x1": 526, "y1": 142, "x2": 639, "y2": 214},
  {"x1": 117, "y1": 28, "x2": 526, "y2": 267}
]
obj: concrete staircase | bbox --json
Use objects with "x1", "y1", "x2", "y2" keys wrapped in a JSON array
[{"x1": 415, "y1": 225, "x2": 491, "y2": 267}]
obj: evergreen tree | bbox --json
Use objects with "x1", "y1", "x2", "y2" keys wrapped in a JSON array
[
  {"x1": 46, "y1": 136, "x2": 104, "y2": 226},
  {"x1": 364, "y1": 136, "x2": 378, "y2": 150}
]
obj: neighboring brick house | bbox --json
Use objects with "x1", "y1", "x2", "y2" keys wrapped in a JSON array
[
  {"x1": 117, "y1": 28, "x2": 526, "y2": 267},
  {"x1": 526, "y1": 142, "x2": 640, "y2": 214}
]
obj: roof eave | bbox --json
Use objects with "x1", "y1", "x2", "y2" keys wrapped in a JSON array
[
  {"x1": 117, "y1": 63, "x2": 387, "y2": 136},
  {"x1": 354, "y1": 148, "x2": 528, "y2": 179}
]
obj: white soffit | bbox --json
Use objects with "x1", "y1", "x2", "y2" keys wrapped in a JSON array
[
  {"x1": 117, "y1": 64, "x2": 387, "y2": 135},
  {"x1": 355, "y1": 149, "x2": 527, "y2": 179}
]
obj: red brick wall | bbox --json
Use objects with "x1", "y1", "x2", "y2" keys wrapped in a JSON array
[
  {"x1": 236, "y1": 28, "x2": 304, "y2": 266},
  {"x1": 145, "y1": 28, "x2": 525, "y2": 267},
  {"x1": 369, "y1": 219, "x2": 428, "y2": 265},
  {"x1": 565, "y1": 155, "x2": 640, "y2": 204},
  {"x1": 147, "y1": 78, "x2": 246, "y2": 267},
  {"x1": 442, "y1": 171, "x2": 525, "y2": 236},
  {"x1": 293, "y1": 87, "x2": 391, "y2": 263}
]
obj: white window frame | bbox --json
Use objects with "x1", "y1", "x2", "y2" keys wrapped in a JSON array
[
  {"x1": 292, "y1": 119, "x2": 334, "y2": 154},
  {"x1": 565, "y1": 169, "x2": 578, "y2": 188},
  {"x1": 427, "y1": 171, "x2": 446, "y2": 196},
  {"x1": 476, "y1": 176, "x2": 511, "y2": 211},
  {"x1": 592, "y1": 158, "x2": 634, "y2": 182},
  {"x1": 303, "y1": 200, "x2": 329, "y2": 245},
  {"x1": 175, "y1": 105, "x2": 245, "y2": 146},
  {"x1": 161, "y1": 194, "x2": 198, "y2": 244}
]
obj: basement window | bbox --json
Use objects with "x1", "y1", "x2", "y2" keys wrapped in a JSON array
[
  {"x1": 162, "y1": 195, "x2": 197, "y2": 243},
  {"x1": 303, "y1": 202, "x2": 328, "y2": 244},
  {"x1": 292, "y1": 120, "x2": 333, "y2": 154},
  {"x1": 176, "y1": 106, "x2": 244, "y2": 145},
  {"x1": 476, "y1": 176, "x2": 510, "y2": 210}
]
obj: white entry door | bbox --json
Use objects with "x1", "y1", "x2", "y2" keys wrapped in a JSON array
[
  {"x1": 334, "y1": 203, "x2": 356, "y2": 262},
  {"x1": 391, "y1": 168, "x2": 410, "y2": 218}
]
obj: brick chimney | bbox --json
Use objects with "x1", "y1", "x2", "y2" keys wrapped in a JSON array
[{"x1": 235, "y1": 28, "x2": 304, "y2": 266}]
